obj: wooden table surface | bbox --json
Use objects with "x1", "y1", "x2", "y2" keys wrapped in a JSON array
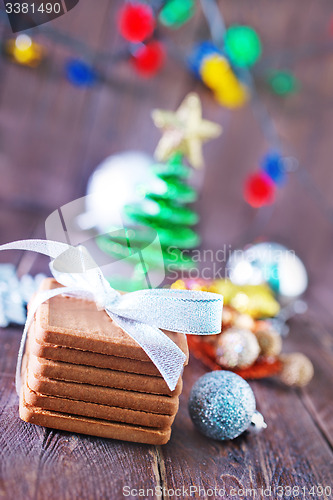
[{"x1": 0, "y1": 1, "x2": 332, "y2": 499}]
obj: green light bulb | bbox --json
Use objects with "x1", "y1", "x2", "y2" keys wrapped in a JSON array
[
  {"x1": 268, "y1": 71, "x2": 298, "y2": 95},
  {"x1": 159, "y1": 0, "x2": 195, "y2": 28},
  {"x1": 224, "y1": 25, "x2": 262, "y2": 67}
]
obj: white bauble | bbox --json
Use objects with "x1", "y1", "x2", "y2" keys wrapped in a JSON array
[
  {"x1": 78, "y1": 151, "x2": 156, "y2": 233},
  {"x1": 227, "y1": 242, "x2": 308, "y2": 301}
]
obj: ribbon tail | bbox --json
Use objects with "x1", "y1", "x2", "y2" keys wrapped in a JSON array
[
  {"x1": 0, "y1": 239, "x2": 71, "y2": 259},
  {"x1": 15, "y1": 285, "x2": 88, "y2": 394},
  {"x1": 110, "y1": 313, "x2": 187, "y2": 391}
]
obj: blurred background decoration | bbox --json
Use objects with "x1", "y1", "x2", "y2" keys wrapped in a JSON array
[
  {"x1": 1, "y1": 0, "x2": 332, "y2": 219},
  {"x1": 172, "y1": 277, "x2": 314, "y2": 387},
  {"x1": 0, "y1": 264, "x2": 46, "y2": 327},
  {"x1": 79, "y1": 92, "x2": 221, "y2": 290},
  {"x1": 0, "y1": 0, "x2": 333, "y2": 357},
  {"x1": 1, "y1": 2, "x2": 333, "y2": 490}
]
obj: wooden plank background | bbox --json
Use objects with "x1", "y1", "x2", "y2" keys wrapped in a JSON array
[{"x1": 0, "y1": 1, "x2": 332, "y2": 499}]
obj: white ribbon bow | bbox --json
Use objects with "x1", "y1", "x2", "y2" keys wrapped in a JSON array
[{"x1": 0, "y1": 239, "x2": 223, "y2": 393}]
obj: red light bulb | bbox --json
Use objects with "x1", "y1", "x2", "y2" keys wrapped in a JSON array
[
  {"x1": 244, "y1": 172, "x2": 275, "y2": 207},
  {"x1": 118, "y1": 3, "x2": 155, "y2": 43},
  {"x1": 132, "y1": 41, "x2": 166, "y2": 76}
]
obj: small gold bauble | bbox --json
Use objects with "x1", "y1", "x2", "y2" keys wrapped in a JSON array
[
  {"x1": 255, "y1": 329, "x2": 282, "y2": 357},
  {"x1": 221, "y1": 305, "x2": 237, "y2": 329},
  {"x1": 216, "y1": 328, "x2": 260, "y2": 369},
  {"x1": 279, "y1": 353, "x2": 314, "y2": 387},
  {"x1": 233, "y1": 313, "x2": 255, "y2": 331}
]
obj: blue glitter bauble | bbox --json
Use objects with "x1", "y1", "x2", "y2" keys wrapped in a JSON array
[{"x1": 188, "y1": 371, "x2": 256, "y2": 440}]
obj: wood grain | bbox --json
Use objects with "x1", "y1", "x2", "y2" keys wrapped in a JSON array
[{"x1": 0, "y1": 0, "x2": 332, "y2": 499}]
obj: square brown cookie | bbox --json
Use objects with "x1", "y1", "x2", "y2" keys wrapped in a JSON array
[
  {"x1": 20, "y1": 392, "x2": 172, "y2": 445},
  {"x1": 35, "y1": 279, "x2": 189, "y2": 362},
  {"x1": 23, "y1": 380, "x2": 175, "y2": 429},
  {"x1": 30, "y1": 335, "x2": 162, "y2": 377},
  {"x1": 27, "y1": 369, "x2": 179, "y2": 415},
  {"x1": 29, "y1": 354, "x2": 182, "y2": 396}
]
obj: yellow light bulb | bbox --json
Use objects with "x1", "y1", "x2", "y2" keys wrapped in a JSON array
[
  {"x1": 214, "y1": 82, "x2": 249, "y2": 108},
  {"x1": 5, "y1": 35, "x2": 43, "y2": 67},
  {"x1": 200, "y1": 54, "x2": 232, "y2": 90}
]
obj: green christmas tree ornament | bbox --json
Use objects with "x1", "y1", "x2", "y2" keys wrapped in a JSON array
[
  {"x1": 96, "y1": 94, "x2": 221, "y2": 290},
  {"x1": 125, "y1": 199, "x2": 199, "y2": 226},
  {"x1": 96, "y1": 227, "x2": 197, "y2": 271},
  {"x1": 159, "y1": 0, "x2": 195, "y2": 29},
  {"x1": 153, "y1": 153, "x2": 191, "y2": 179},
  {"x1": 224, "y1": 25, "x2": 262, "y2": 67},
  {"x1": 96, "y1": 152, "x2": 201, "y2": 285}
]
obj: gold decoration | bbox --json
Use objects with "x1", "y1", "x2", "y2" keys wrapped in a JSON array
[
  {"x1": 210, "y1": 279, "x2": 280, "y2": 318},
  {"x1": 216, "y1": 328, "x2": 260, "y2": 369},
  {"x1": 171, "y1": 278, "x2": 280, "y2": 318},
  {"x1": 279, "y1": 353, "x2": 314, "y2": 387},
  {"x1": 233, "y1": 313, "x2": 255, "y2": 331},
  {"x1": 152, "y1": 92, "x2": 222, "y2": 168},
  {"x1": 255, "y1": 329, "x2": 282, "y2": 357},
  {"x1": 221, "y1": 305, "x2": 238, "y2": 329}
]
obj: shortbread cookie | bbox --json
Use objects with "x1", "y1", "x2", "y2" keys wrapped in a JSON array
[
  {"x1": 27, "y1": 370, "x2": 179, "y2": 415},
  {"x1": 23, "y1": 381, "x2": 174, "y2": 429},
  {"x1": 35, "y1": 279, "x2": 189, "y2": 363},
  {"x1": 20, "y1": 394, "x2": 171, "y2": 445},
  {"x1": 30, "y1": 354, "x2": 182, "y2": 396},
  {"x1": 30, "y1": 335, "x2": 162, "y2": 377}
]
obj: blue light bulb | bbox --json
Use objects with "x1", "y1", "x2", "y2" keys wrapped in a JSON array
[
  {"x1": 188, "y1": 41, "x2": 221, "y2": 77},
  {"x1": 65, "y1": 59, "x2": 97, "y2": 87},
  {"x1": 261, "y1": 150, "x2": 287, "y2": 186}
]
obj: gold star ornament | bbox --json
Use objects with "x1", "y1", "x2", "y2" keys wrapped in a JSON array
[{"x1": 152, "y1": 93, "x2": 222, "y2": 168}]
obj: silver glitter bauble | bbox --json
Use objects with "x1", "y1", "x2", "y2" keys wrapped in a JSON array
[
  {"x1": 227, "y1": 242, "x2": 308, "y2": 302},
  {"x1": 188, "y1": 371, "x2": 259, "y2": 440}
]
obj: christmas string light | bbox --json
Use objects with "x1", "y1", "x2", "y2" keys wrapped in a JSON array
[
  {"x1": 199, "y1": 52, "x2": 249, "y2": 108},
  {"x1": 200, "y1": 0, "x2": 333, "y2": 223},
  {"x1": 65, "y1": 59, "x2": 98, "y2": 87},
  {"x1": 224, "y1": 25, "x2": 262, "y2": 68},
  {"x1": 118, "y1": 3, "x2": 155, "y2": 43},
  {"x1": 131, "y1": 41, "x2": 166, "y2": 77},
  {"x1": 267, "y1": 70, "x2": 298, "y2": 96},
  {"x1": 159, "y1": 0, "x2": 195, "y2": 29},
  {"x1": 0, "y1": 2, "x2": 328, "y2": 99},
  {"x1": 0, "y1": 2, "x2": 332, "y2": 223},
  {"x1": 5, "y1": 33, "x2": 44, "y2": 67}
]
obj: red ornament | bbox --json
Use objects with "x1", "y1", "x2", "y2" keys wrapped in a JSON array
[
  {"x1": 118, "y1": 3, "x2": 155, "y2": 43},
  {"x1": 244, "y1": 171, "x2": 275, "y2": 207},
  {"x1": 132, "y1": 41, "x2": 166, "y2": 76}
]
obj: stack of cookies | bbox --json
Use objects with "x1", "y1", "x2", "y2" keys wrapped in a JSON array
[{"x1": 20, "y1": 278, "x2": 188, "y2": 445}]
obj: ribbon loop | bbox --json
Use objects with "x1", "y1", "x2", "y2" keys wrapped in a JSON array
[
  {"x1": 109, "y1": 288, "x2": 223, "y2": 335},
  {"x1": 0, "y1": 239, "x2": 223, "y2": 392}
]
